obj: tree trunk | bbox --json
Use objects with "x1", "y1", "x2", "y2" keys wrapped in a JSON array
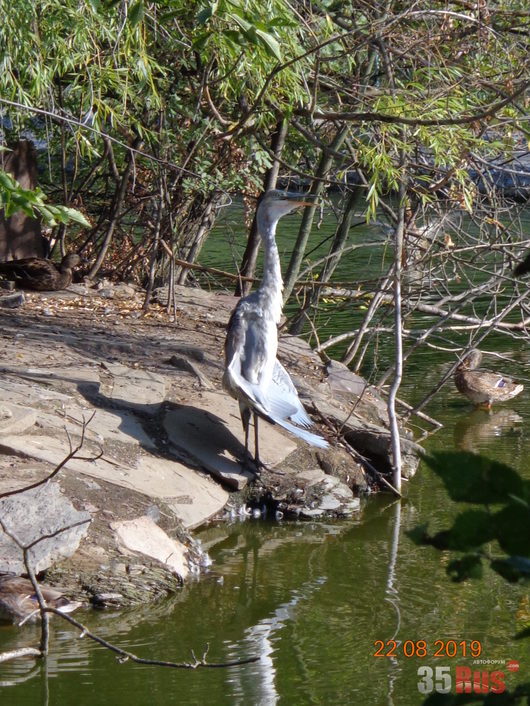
[
  {"x1": 177, "y1": 194, "x2": 221, "y2": 285},
  {"x1": 388, "y1": 179, "x2": 406, "y2": 494},
  {"x1": 282, "y1": 125, "x2": 349, "y2": 303},
  {"x1": 288, "y1": 184, "x2": 362, "y2": 335},
  {"x1": 87, "y1": 137, "x2": 142, "y2": 279},
  {"x1": 235, "y1": 119, "x2": 288, "y2": 297}
]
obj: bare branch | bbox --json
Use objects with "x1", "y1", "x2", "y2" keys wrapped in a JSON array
[{"x1": 44, "y1": 609, "x2": 260, "y2": 670}]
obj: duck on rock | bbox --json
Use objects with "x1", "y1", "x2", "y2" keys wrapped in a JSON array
[
  {"x1": 0, "y1": 573, "x2": 82, "y2": 624},
  {"x1": 454, "y1": 349, "x2": 524, "y2": 409},
  {"x1": 0, "y1": 253, "x2": 82, "y2": 291}
]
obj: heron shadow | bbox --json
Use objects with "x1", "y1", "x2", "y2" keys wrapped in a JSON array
[{"x1": 75, "y1": 383, "x2": 251, "y2": 485}]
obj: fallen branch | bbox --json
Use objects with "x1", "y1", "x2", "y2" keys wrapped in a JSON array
[
  {"x1": 45, "y1": 608, "x2": 259, "y2": 669},
  {"x1": 0, "y1": 648, "x2": 42, "y2": 663}
]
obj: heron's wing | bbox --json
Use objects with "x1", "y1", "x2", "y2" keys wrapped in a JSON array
[
  {"x1": 272, "y1": 416, "x2": 328, "y2": 448},
  {"x1": 224, "y1": 301, "x2": 328, "y2": 449},
  {"x1": 224, "y1": 304, "x2": 274, "y2": 415},
  {"x1": 268, "y1": 360, "x2": 312, "y2": 427},
  {"x1": 225, "y1": 304, "x2": 274, "y2": 385}
]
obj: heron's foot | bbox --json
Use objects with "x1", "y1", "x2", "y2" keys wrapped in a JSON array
[
  {"x1": 250, "y1": 457, "x2": 268, "y2": 476},
  {"x1": 255, "y1": 461, "x2": 287, "y2": 477},
  {"x1": 238, "y1": 450, "x2": 262, "y2": 476}
]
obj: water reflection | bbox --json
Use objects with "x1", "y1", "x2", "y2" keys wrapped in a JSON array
[
  {"x1": 0, "y1": 490, "x2": 529, "y2": 706},
  {"x1": 226, "y1": 576, "x2": 327, "y2": 705},
  {"x1": 454, "y1": 408, "x2": 523, "y2": 454}
]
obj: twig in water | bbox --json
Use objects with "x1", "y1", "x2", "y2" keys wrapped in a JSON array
[{"x1": 45, "y1": 608, "x2": 259, "y2": 670}]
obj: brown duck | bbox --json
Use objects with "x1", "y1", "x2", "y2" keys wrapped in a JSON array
[
  {"x1": 0, "y1": 253, "x2": 82, "y2": 291},
  {"x1": 454, "y1": 349, "x2": 524, "y2": 409},
  {"x1": 0, "y1": 573, "x2": 82, "y2": 624}
]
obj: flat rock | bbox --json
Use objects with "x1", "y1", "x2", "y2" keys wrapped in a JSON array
[
  {"x1": 103, "y1": 362, "x2": 167, "y2": 412},
  {"x1": 134, "y1": 456, "x2": 228, "y2": 529},
  {"x1": 0, "y1": 432, "x2": 227, "y2": 529},
  {"x1": 1, "y1": 364, "x2": 101, "y2": 386},
  {"x1": 168, "y1": 356, "x2": 213, "y2": 389},
  {"x1": 0, "y1": 378, "x2": 74, "y2": 406},
  {"x1": 38, "y1": 405, "x2": 157, "y2": 449},
  {"x1": 278, "y1": 334, "x2": 323, "y2": 367},
  {"x1": 0, "y1": 403, "x2": 37, "y2": 436},
  {"x1": 153, "y1": 285, "x2": 235, "y2": 326},
  {"x1": 111, "y1": 516, "x2": 189, "y2": 579},
  {"x1": 0, "y1": 292, "x2": 25, "y2": 308},
  {"x1": 325, "y1": 360, "x2": 371, "y2": 397},
  {"x1": 163, "y1": 391, "x2": 297, "y2": 489},
  {"x1": 0, "y1": 482, "x2": 91, "y2": 574}
]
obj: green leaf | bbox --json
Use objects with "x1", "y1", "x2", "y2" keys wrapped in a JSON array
[
  {"x1": 227, "y1": 11, "x2": 252, "y2": 34},
  {"x1": 9, "y1": 193, "x2": 36, "y2": 217},
  {"x1": 197, "y1": 7, "x2": 213, "y2": 24},
  {"x1": 58, "y1": 206, "x2": 91, "y2": 228},
  {"x1": 256, "y1": 29, "x2": 281, "y2": 61},
  {"x1": 38, "y1": 205, "x2": 59, "y2": 226},
  {"x1": 86, "y1": 0, "x2": 103, "y2": 12},
  {"x1": 0, "y1": 170, "x2": 16, "y2": 189},
  {"x1": 128, "y1": 0, "x2": 144, "y2": 27}
]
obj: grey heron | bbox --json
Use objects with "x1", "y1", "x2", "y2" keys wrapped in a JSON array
[{"x1": 223, "y1": 190, "x2": 328, "y2": 468}]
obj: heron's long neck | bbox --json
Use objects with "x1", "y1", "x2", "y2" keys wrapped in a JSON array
[{"x1": 257, "y1": 214, "x2": 283, "y2": 323}]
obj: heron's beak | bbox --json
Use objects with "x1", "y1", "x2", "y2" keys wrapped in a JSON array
[{"x1": 287, "y1": 193, "x2": 317, "y2": 208}]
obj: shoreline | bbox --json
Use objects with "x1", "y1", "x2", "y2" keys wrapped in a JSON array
[{"x1": 0, "y1": 280, "x2": 420, "y2": 613}]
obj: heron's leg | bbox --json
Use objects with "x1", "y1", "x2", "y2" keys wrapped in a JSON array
[
  {"x1": 254, "y1": 413, "x2": 260, "y2": 467},
  {"x1": 241, "y1": 407, "x2": 251, "y2": 463}
]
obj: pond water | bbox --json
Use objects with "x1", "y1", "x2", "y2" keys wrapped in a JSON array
[{"x1": 1, "y1": 203, "x2": 529, "y2": 705}]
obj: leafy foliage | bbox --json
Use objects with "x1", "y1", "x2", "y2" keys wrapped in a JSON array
[
  {"x1": 0, "y1": 1, "x2": 528, "y2": 295},
  {"x1": 0, "y1": 169, "x2": 90, "y2": 227}
]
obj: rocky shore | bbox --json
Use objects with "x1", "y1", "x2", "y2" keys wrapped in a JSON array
[{"x1": 0, "y1": 280, "x2": 421, "y2": 611}]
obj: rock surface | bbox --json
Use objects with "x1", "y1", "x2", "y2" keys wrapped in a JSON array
[
  {"x1": 0, "y1": 483, "x2": 90, "y2": 574},
  {"x1": 0, "y1": 281, "x2": 420, "y2": 605}
]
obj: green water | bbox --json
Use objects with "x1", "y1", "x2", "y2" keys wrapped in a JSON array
[{"x1": 1, "y1": 205, "x2": 529, "y2": 704}]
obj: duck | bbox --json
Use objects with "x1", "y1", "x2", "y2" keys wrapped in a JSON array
[
  {"x1": 0, "y1": 253, "x2": 82, "y2": 291},
  {"x1": 454, "y1": 349, "x2": 524, "y2": 409},
  {"x1": 0, "y1": 573, "x2": 82, "y2": 624}
]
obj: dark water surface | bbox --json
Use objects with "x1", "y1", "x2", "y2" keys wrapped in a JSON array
[{"x1": 1, "y1": 205, "x2": 529, "y2": 704}]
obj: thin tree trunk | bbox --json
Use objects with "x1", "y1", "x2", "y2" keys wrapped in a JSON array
[
  {"x1": 289, "y1": 184, "x2": 362, "y2": 335},
  {"x1": 282, "y1": 125, "x2": 349, "y2": 303},
  {"x1": 177, "y1": 195, "x2": 220, "y2": 285},
  {"x1": 388, "y1": 178, "x2": 406, "y2": 494},
  {"x1": 235, "y1": 119, "x2": 288, "y2": 297},
  {"x1": 87, "y1": 137, "x2": 142, "y2": 279},
  {"x1": 143, "y1": 173, "x2": 165, "y2": 309},
  {"x1": 341, "y1": 273, "x2": 393, "y2": 368}
]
